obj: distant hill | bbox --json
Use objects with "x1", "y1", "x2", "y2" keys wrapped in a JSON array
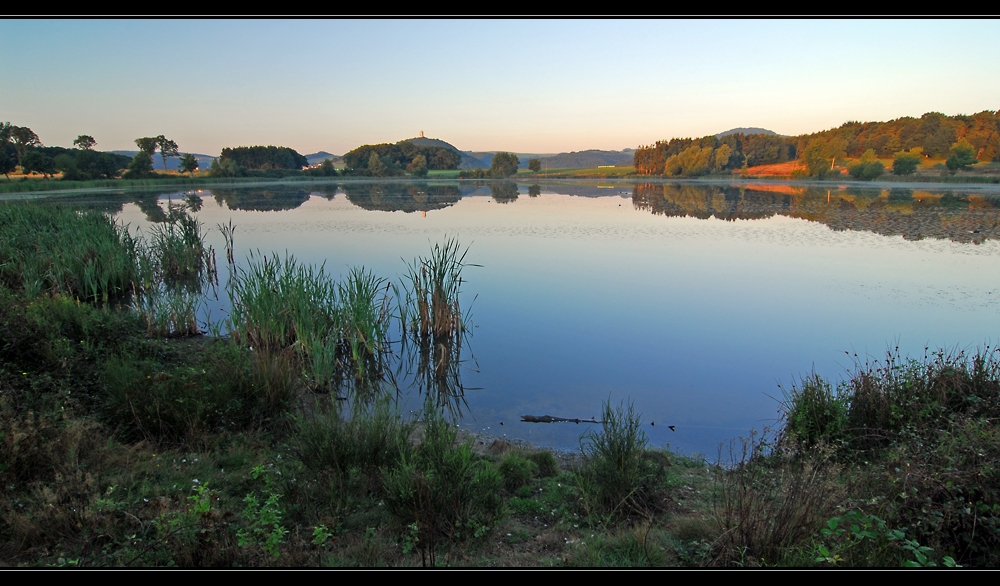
[
  {"x1": 532, "y1": 149, "x2": 634, "y2": 169},
  {"x1": 111, "y1": 150, "x2": 216, "y2": 172},
  {"x1": 715, "y1": 127, "x2": 780, "y2": 138},
  {"x1": 398, "y1": 137, "x2": 490, "y2": 169},
  {"x1": 304, "y1": 151, "x2": 342, "y2": 166}
]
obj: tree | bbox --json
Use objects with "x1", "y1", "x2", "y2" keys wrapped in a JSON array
[
  {"x1": 946, "y1": 139, "x2": 977, "y2": 174},
  {"x1": 124, "y1": 151, "x2": 155, "y2": 179},
  {"x1": 892, "y1": 147, "x2": 922, "y2": 176},
  {"x1": 528, "y1": 158, "x2": 542, "y2": 173},
  {"x1": 0, "y1": 143, "x2": 16, "y2": 179},
  {"x1": 407, "y1": 154, "x2": 428, "y2": 177},
  {"x1": 20, "y1": 150, "x2": 56, "y2": 179},
  {"x1": 367, "y1": 152, "x2": 388, "y2": 177},
  {"x1": 135, "y1": 137, "x2": 159, "y2": 158},
  {"x1": 73, "y1": 135, "x2": 96, "y2": 150},
  {"x1": 802, "y1": 138, "x2": 833, "y2": 179},
  {"x1": 11, "y1": 126, "x2": 41, "y2": 169},
  {"x1": 179, "y1": 153, "x2": 199, "y2": 174},
  {"x1": 488, "y1": 152, "x2": 519, "y2": 178},
  {"x1": 848, "y1": 149, "x2": 885, "y2": 180},
  {"x1": 712, "y1": 144, "x2": 732, "y2": 172},
  {"x1": 156, "y1": 135, "x2": 179, "y2": 170}
]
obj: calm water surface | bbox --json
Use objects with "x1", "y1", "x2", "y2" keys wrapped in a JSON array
[{"x1": 66, "y1": 180, "x2": 1000, "y2": 458}]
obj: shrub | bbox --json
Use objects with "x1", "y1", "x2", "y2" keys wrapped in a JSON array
[
  {"x1": 781, "y1": 373, "x2": 848, "y2": 449},
  {"x1": 578, "y1": 399, "x2": 665, "y2": 521},
  {"x1": 382, "y1": 406, "x2": 503, "y2": 566},
  {"x1": 498, "y1": 453, "x2": 538, "y2": 492}
]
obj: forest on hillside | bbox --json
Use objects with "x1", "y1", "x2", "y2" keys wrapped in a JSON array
[{"x1": 634, "y1": 111, "x2": 1000, "y2": 177}]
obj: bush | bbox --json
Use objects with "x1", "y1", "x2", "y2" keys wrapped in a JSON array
[
  {"x1": 781, "y1": 373, "x2": 848, "y2": 449},
  {"x1": 579, "y1": 399, "x2": 665, "y2": 521},
  {"x1": 527, "y1": 451, "x2": 559, "y2": 478},
  {"x1": 498, "y1": 453, "x2": 538, "y2": 492},
  {"x1": 382, "y1": 407, "x2": 503, "y2": 566}
]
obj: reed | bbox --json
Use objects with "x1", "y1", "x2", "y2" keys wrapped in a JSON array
[
  {"x1": 401, "y1": 238, "x2": 475, "y2": 341},
  {"x1": 0, "y1": 203, "x2": 142, "y2": 303}
]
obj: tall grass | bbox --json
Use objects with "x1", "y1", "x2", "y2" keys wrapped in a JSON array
[
  {"x1": 400, "y1": 238, "x2": 475, "y2": 341},
  {"x1": 0, "y1": 203, "x2": 142, "y2": 303},
  {"x1": 578, "y1": 399, "x2": 666, "y2": 522},
  {"x1": 226, "y1": 252, "x2": 392, "y2": 393}
]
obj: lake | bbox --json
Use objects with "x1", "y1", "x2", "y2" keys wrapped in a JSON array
[{"x1": 52, "y1": 179, "x2": 1000, "y2": 458}]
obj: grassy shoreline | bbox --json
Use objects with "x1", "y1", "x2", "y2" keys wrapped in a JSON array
[{"x1": 1, "y1": 202, "x2": 997, "y2": 567}]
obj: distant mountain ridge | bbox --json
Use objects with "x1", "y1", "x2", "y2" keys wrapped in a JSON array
[{"x1": 111, "y1": 151, "x2": 216, "y2": 172}]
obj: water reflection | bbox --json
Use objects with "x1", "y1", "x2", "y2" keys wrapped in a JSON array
[
  {"x1": 633, "y1": 183, "x2": 1000, "y2": 244},
  {"x1": 212, "y1": 187, "x2": 313, "y2": 212},
  {"x1": 342, "y1": 182, "x2": 462, "y2": 213}
]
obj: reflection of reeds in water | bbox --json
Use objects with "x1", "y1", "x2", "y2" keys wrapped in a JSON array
[
  {"x1": 133, "y1": 207, "x2": 217, "y2": 337},
  {"x1": 396, "y1": 238, "x2": 479, "y2": 417}
]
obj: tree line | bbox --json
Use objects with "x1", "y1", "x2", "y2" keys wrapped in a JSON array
[
  {"x1": 634, "y1": 133, "x2": 795, "y2": 176},
  {"x1": 635, "y1": 110, "x2": 1000, "y2": 179}
]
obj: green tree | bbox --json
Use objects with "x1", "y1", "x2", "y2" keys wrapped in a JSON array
[
  {"x1": 946, "y1": 139, "x2": 977, "y2": 174},
  {"x1": 367, "y1": 152, "x2": 388, "y2": 177},
  {"x1": 892, "y1": 147, "x2": 922, "y2": 176},
  {"x1": 488, "y1": 152, "x2": 519, "y2": 178},
  {"x1": 20, "y1": 150, "x2": 56, "y2": 179},
  {"x1": 802, "y1": 138, "x2": 832, "y2": 179},
  {"x1": 407, "y1": 154, "x2": 428, "y2": 177},
  {"x1": 179, "y1": 153, "x2": 199, "y2": 174},
  {"x1": 156, "y1": 135, "x2": 179, "y2": 170},
  {"x1": 848, "y1": 149, "x2": 885, "y2": 180},
  {"x1": 11, "y1": 126, "x2": 41, "y2": 169},
  {"x1": 124, "y1": 151, "x2": 155, "y2": 179},
  {"x1": 73, "y1": 135, "x2": 96, "y2": 150},
  {"x1": 528, "y1": 158, "x2": 542, "y2": 172},
  {"x1": 318, "y1": 158, "x2": 337, "y2": 176},
  {"x1": 713, "y1": 143, "x2": 733, "y2": 172},
  {"x1": 135, "y1": 137, "x2": 158, "y2": 158}
]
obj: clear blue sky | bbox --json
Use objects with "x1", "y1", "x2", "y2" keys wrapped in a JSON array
[{"x1": 2, "y1": 19, "x2": 998, "y2": 155}]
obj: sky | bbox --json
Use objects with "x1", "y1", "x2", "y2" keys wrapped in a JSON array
[{"x1": 2, "y1": 19, "x2": 999, "y2": 156}]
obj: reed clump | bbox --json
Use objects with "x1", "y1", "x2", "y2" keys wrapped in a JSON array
[
  {"x1": 401, "y1": 238, "x2": 474, "y2": 341},
  {"x1": 0, "y1": 203, "x2": 142, "y2": 303}
]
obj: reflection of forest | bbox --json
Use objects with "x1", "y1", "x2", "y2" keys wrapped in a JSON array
[
  {"x1": 342, "y1": 182, "x2": 462, "y2": 212},
  {"x1": 632, "y1": 183, "x2": 1000, "y2": 244},
  {"x1": 211, "y1": 187, "x2": 313, "y2": 212}
]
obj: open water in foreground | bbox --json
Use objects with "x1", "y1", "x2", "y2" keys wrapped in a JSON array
[{"x1": 58, "y1": 179, "x2": 1000, "y2": 458}]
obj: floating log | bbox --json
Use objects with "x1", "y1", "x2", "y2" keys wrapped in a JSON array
[{"x1": 520, "y1": 415, "x2": 601, "y2": 424}]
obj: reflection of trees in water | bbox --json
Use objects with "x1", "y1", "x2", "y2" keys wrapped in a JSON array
[
  {"x1": 632, "y1": 183, "x2": 1000, "y2": 244},
  {"x1": 528, "y1": 184, "x2": 541, "y2": 198},
  {"x1": 489, "y1": 180, "x2": 519, "y2": 204},
  {"x1": 342, "y1": 182, "x2": 462, "y2": 213},
  {"x1": 211, "y1": 187, "x2": 312, "y2": 211}
]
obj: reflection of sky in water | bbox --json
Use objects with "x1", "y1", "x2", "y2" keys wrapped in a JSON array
[{"x1": 114, "y1": 186, "x2": 1000, "y2": 459}]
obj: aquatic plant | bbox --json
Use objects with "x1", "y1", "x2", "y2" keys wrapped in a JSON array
[
  {"x1": 0, "y1": 203, "x2": 142, "y2": 303},
  {"x1": 400, "y1": 237, "x2": 475, "y2": 341}
]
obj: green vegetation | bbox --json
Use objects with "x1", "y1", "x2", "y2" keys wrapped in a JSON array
[
  {"x1": 342, "y1": 141, "x2": 460, "y2": 177},
  {"x1": 847, "y1": 149, "x2": 885, "y2": 181},
  {"x1": 217, "y1": 145, "x2": 308, "y2": 172},
  {"x1": 458, "y1": 152, "x2": 520, "y2": 179},
  {"x1": 891, "y1": 147, "x2": 923, "y2": 175}
]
